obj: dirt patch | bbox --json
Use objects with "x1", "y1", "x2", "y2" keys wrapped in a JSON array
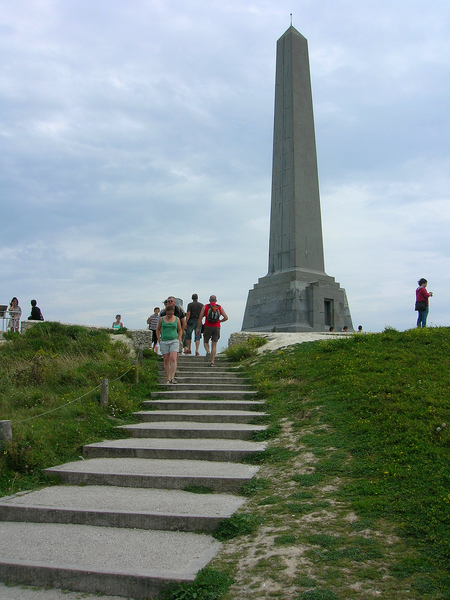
[{"x1": 211, "y1": 420, "x2": 417, "y2": 600}]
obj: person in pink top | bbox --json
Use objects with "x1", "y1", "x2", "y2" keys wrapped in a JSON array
[
  {"x1": 415, "y1": 278, "x2": 433, "y2": 328},
  {"x1": 197, "y1": 295, "x2": 228, "y2": 366}
]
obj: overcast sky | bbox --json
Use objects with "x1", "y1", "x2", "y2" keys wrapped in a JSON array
[{"x1": 1, "y1": 0, "x2": 449, "y2": 341}]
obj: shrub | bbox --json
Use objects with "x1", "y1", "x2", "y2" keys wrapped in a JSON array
[{"x1": 224, "y1": 336, "x2": 268, "y2": 362}]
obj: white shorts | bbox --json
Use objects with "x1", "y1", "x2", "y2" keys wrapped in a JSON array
[{"x1": 160, "y1": 339, "x2": 179, "y2": 355}]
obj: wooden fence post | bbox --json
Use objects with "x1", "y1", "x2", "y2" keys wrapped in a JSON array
[
  {"x1": 137, "y1": 344, "x2": 144, "y2": 366},
  {"x1": 0, "y1": 420, "x2": 12, "y2": 446},
  {"x1": 100, "y1": 378, "x2": 109, "y2": 407},
  {"x1": 132, "y1": 360, "x2": 139, "y2": 384}
]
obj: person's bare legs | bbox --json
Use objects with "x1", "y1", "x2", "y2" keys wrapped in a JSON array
[
  {"x1": 168, "y1": 350, "x2": 178, "y2": 382},
  {"x1": 210, "y1": 341, "x2": 218, "y2": 365},
  {"x1": 195, "y1": 338, "x2": 200, "y2": 355},
  {"x1": 163, "y1": 353, "x2": 171, "y2": 383}
]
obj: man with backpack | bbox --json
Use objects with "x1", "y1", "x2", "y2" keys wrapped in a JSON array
[{"x1": 197, "y1": 295, "x2": 228, "y2": 366}]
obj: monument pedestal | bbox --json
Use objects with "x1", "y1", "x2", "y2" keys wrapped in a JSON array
[
  {"x1": 242, "y1": 269, "x2": 352, "y2": 332},
  {"x1": 242, "y1": 27, "x2": 353, "y2": 333}
]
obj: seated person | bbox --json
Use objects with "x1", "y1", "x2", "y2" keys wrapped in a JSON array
[{"x1": 28, "y1": 299, "x2": 44, "y2": 321}]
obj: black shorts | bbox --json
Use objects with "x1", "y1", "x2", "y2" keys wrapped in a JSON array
[{"x1": 151, "y1": 329, "x2": 158, "y2": 344}]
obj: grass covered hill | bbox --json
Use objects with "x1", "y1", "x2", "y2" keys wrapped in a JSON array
[
  {"x1": 2, "y1": 323, "x2": 450, "y2": 599},
  {"x1": 219, "y1": 327, "x2": 450, "y2": 599},
  {"x1": 0, "y1": 321, "x2": 158, "y2": 497}
]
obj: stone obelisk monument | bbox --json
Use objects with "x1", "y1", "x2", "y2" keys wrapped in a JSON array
[{"x1": 242, "y1": 26, "x2": 353, "y2": 332}]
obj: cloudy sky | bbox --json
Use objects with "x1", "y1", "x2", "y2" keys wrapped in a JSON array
[{"x1": 1, "y1": 0, "x2": 449, "y2": 340}]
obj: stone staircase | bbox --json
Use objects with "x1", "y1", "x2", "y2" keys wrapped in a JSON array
[{"x1": 0, "y1": 355, "x2": 266, "y2": 599}]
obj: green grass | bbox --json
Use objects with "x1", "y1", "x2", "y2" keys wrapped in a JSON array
[
  {"x1": 3, "y1": 324, "x2": 450, "y2": 599},
  {"x1": 212, "y1": 327, "x2": 450, "y2": 599},
  {"x1": 161, "y1": 567, "x2": 233, "y2": 600},
  {"x1": 223, "y1": 335, "x2": 268, "y2": 361},
  {"x1": 0, "y1": 322, "x2": 159, "y2": 496}
]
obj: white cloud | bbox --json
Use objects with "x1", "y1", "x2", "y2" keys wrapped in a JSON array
[{"x1": 1, "y1": 0, "x2": 450, "y2": 339}]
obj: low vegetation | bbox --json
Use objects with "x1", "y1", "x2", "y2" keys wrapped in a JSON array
[
  {"x1": 224, "y1": 335, "x2": 268, "y2": 362},
  {"x1": 213, "y1": 327, "x2": 450, "y2": 599},
  {"x1": 2, "y1": 324, "x2": 450, "y2": 599},
  {"x1": 0, "y1": 322, "x2": 158, "y2": 496}
]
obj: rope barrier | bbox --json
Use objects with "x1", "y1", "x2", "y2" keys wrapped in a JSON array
[{"x1": 12, "y1": 363, "x2": 137, "y2": 425}]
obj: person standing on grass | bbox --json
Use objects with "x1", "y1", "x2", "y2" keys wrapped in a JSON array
[
  {"x1": 416, "y1": 278, "x2": 433, "y2": 328},
  {"x1": 8, "y1": 297, "x2": 21, "y2": 332},
  {"x1": 112, "y1": 315, "x2": 124, "y2": 329},
  {"x1": 197, "y1": 295, "x2": 228, "y2": 367},
  {"x1": 157, "y1": 303, "x2": 182, "y2": 384}
]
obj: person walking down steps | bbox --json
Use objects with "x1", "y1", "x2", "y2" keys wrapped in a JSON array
[
  {"x1": 157, "y1": 303, "x2": 182, "y2": 384},
  {"x1": 197, "y1": 295, "x2": 228, "y2": 367}
]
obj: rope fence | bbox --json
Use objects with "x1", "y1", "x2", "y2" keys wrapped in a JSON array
[{"x1": 1, "y1": 357, "x2": 142, "y2": 445}]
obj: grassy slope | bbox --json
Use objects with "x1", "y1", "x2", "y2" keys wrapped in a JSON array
[
  {"x1": 2, "y1": 325, "x2": 450, "y2": 599},
  {"x1": 216, "y1": 328, "x2": 450, "y2": 600},
  {"x1": 0, "y1": 322, "x2": 158, "y2": 496}
]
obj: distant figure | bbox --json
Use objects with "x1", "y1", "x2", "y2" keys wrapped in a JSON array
[
  {"x1": 8, "y1": 297, "x2": 21, "y2": 332},
  {"x1": 357, "y1": 325, "x2": 363, "y2": 333},
  {"x1": 147, "y1": 307, "x2": 160, "y2": 353},
  {"x1": 342, "y1": 325, "x2": 349, "y2": 332},
  {"x1": 184, "y1": 294, "x2": 203, "y2": 355},
  {"x1": 197, "y1": 295, "x2": 228, "y2": 367},
  {"x1": 157, "y1": 303, "x2": 182, "y2": 384},
  {"x1": 329, "y1": 326, "x2": 334, "y2": 332},
  {"x1": 28, "y1": 299, "x2": 44, "y2": 321},
  {"x1": 112, "y1": 315, "x2": 124, "y2": 330},
  {"x1": 416, "y1": 278, "x2": 433, "y2": 328}
]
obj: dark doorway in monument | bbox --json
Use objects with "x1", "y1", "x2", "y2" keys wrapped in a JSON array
[{"x1": 324, "y1": 299, "x2": 334, "y2": 328}]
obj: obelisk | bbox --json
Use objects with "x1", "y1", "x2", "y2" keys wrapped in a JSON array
[{"x1": 242, "y1": 26, "x2": 353, "y2": 332}]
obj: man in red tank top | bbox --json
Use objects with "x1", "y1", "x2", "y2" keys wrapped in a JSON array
[{"x1": 197, "y1": 295, "x2": 228, "y2": 366}]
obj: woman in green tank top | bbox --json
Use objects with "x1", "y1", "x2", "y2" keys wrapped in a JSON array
[{"x1": 156, "y1": 304, "x2": 182, "y2": 384}]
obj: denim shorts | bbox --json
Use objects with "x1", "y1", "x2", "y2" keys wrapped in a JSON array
[
  {"x1": 185, "y1": 319, "x2": 201, "y2": 342},
  {"x1": 160, "y1": 339, "x2": 180, "y2": 355}
]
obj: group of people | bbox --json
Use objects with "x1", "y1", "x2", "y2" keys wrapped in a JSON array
[
  {"x1": 147, "y1": 294, "x2": 228, "y2": 385},
  {"x1": 6, "y1": 298, "x2": 44, "y2": 332}
]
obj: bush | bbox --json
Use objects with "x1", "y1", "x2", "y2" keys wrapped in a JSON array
[{"x1": 0, "y1": 323, "x2": 159, "y2": 496}]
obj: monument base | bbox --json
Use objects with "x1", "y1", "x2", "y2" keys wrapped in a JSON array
[{"x1": 242, "y1": 269, "x2": 353, "y2": 333}]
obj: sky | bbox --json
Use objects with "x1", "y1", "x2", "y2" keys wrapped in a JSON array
[{"x1": 1, "y1": 0, "x2": 450, "y2": 341}]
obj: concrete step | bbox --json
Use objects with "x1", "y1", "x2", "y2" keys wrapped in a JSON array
[
  {"x1": 0, "y1": 485, "x2": 245, "y2": 533},
  {"x1": 120, "y1": 421, "x2": 266, "y2": 440},
  {"x1": 46, "y1": 457, "x2": 259, "y2": 493},
  {"x1": 0, "y1": 521, "x2": 221, "y2": 598},
  {"x1": 156, "y1": 383, "x2": 254, "y2": 392},
  {"x1": 176, "y1": 355, "x2": 228, "y2": 362},
  {"x1": 83, "y1": 438, "x2": 267, "y2": 461},
  {"x1": 143, "y1": 399, "x2": 265, "y2": 411},
  {"x1": 151, "y1": 389, "x2": 257, "y2": 400},
  {"x1": 164, "y1": 363, "x2": 233, "y2": 372},
  {"x1": 157, "y1": 375, "x2": 250, "y2": 384},
  {"x1": 134, "y1": 409, "x2": 266, "y2": 424}
]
